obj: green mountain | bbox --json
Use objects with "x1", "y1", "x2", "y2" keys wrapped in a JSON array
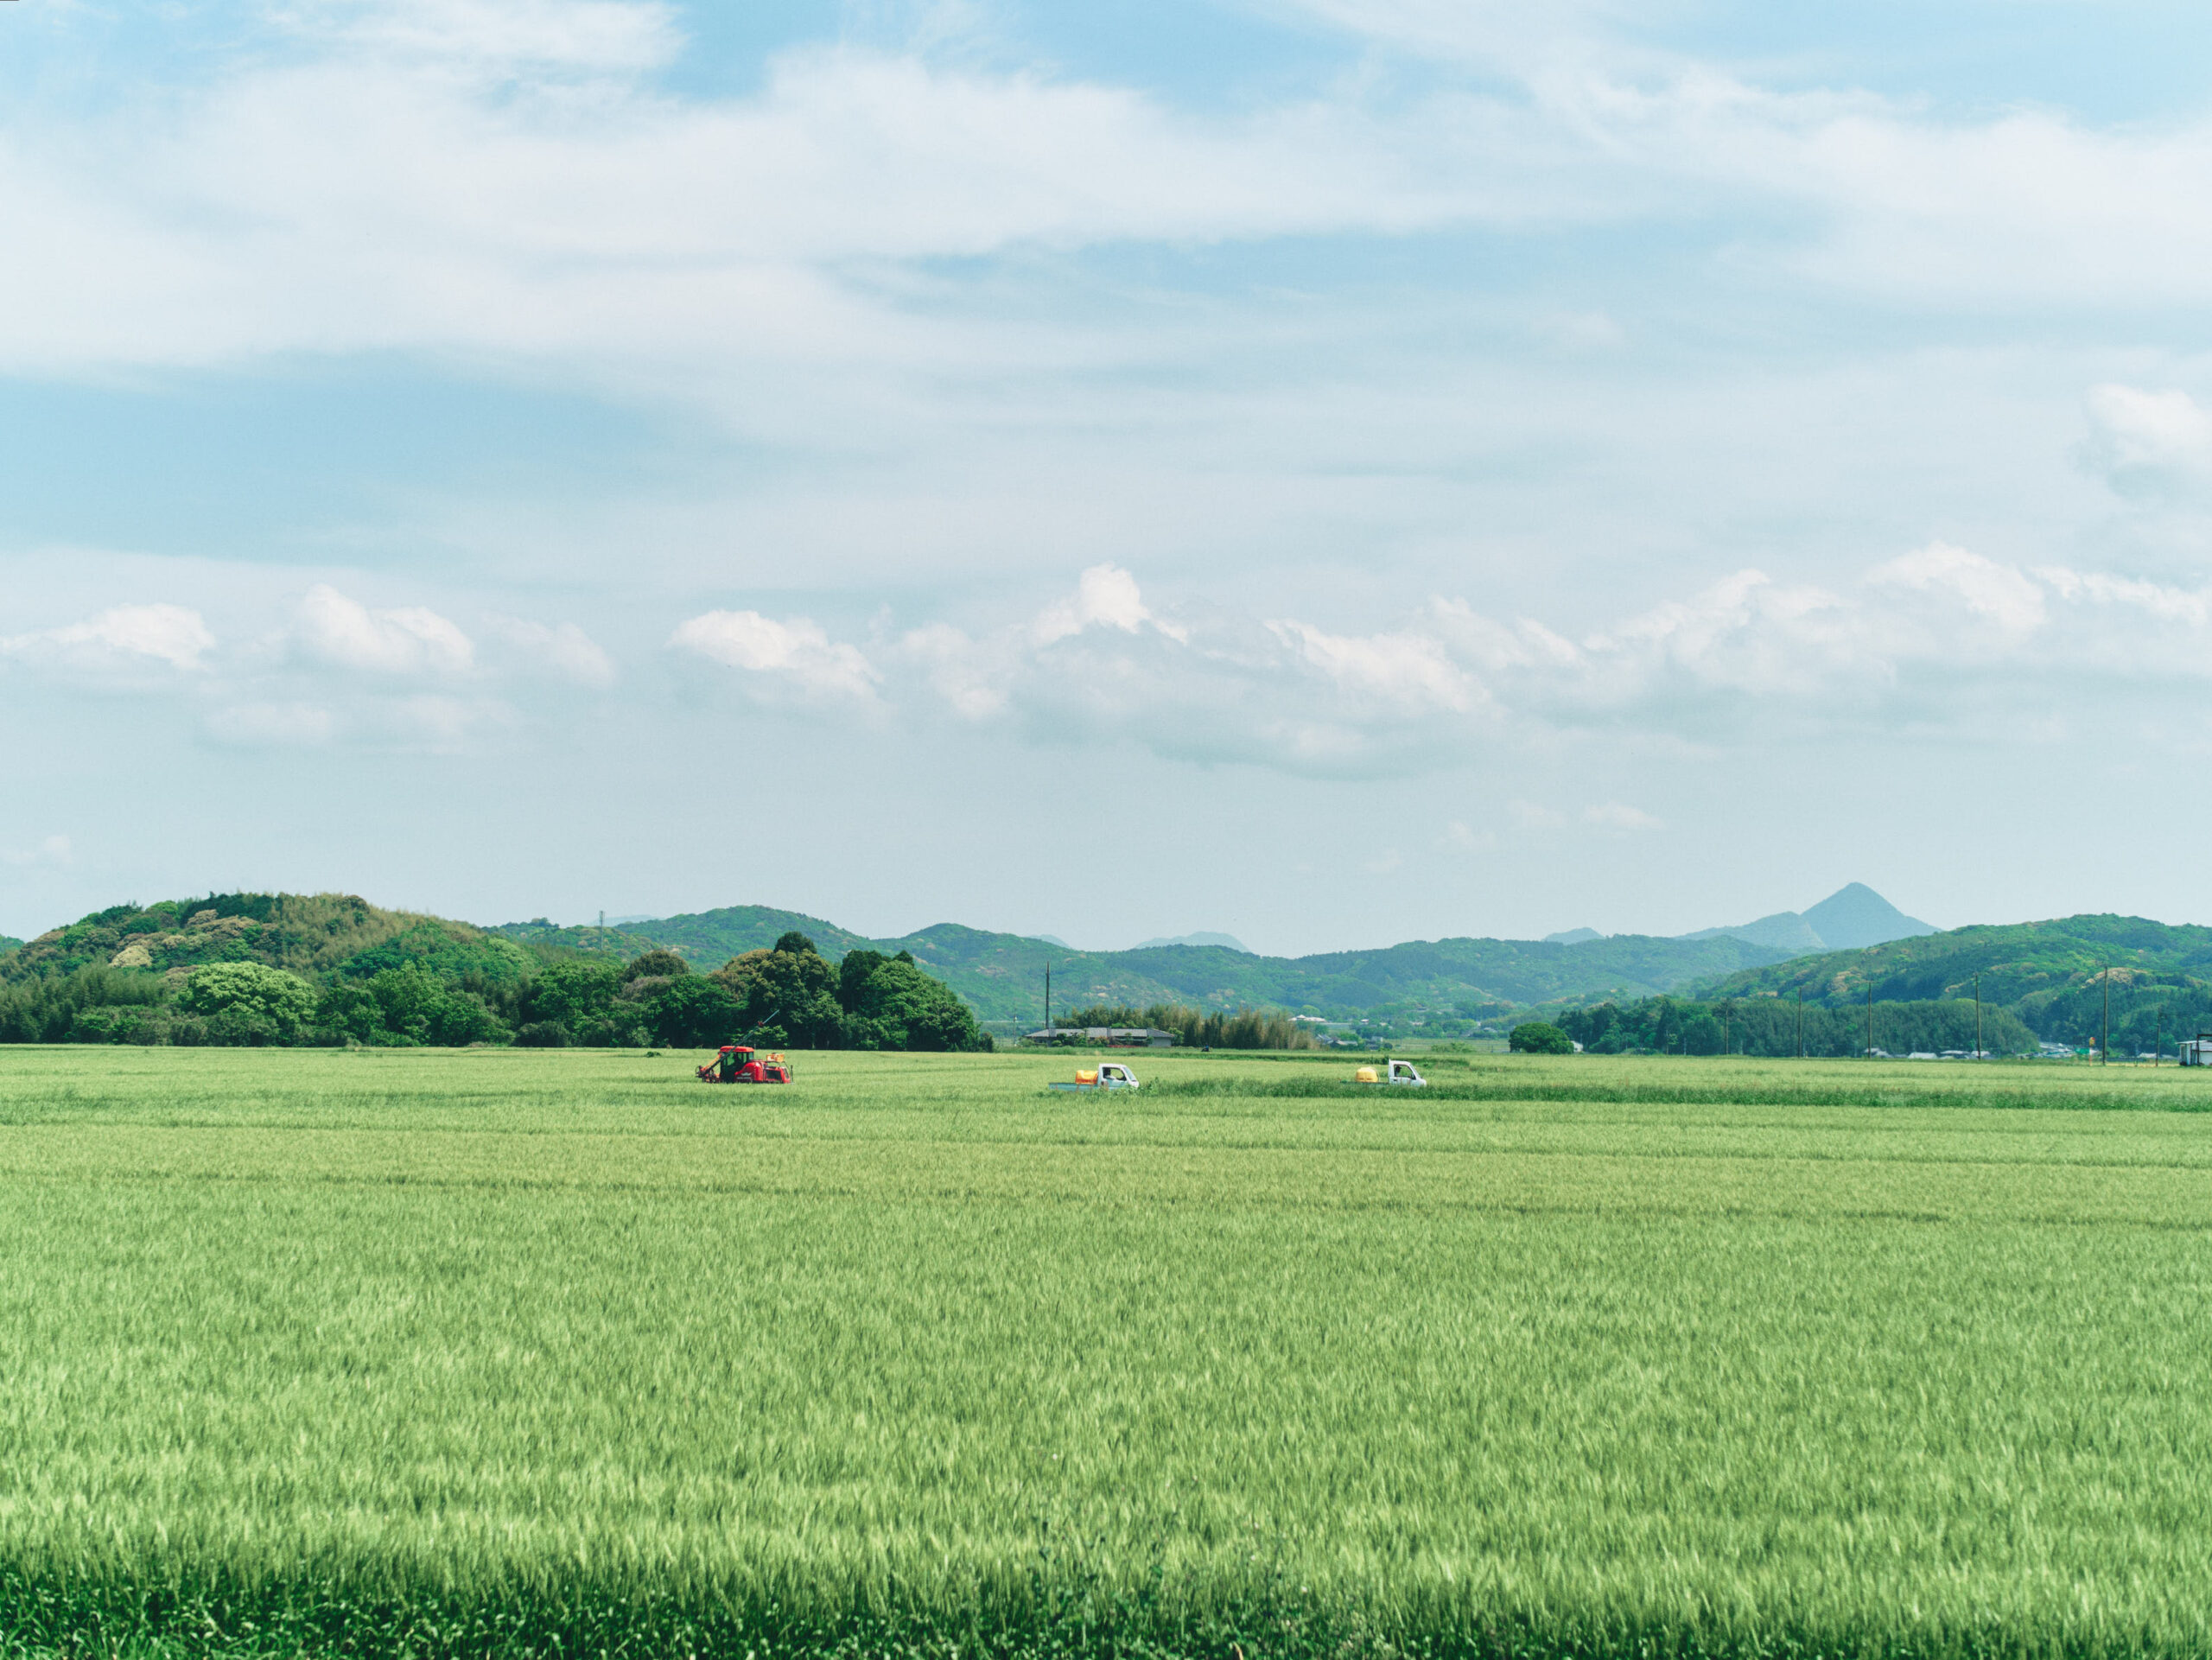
[
  {"x1": 1136, "y1": 932, "x2": 1251, "y2": 951},
  {"x1": 498, "y1": 905, "x2": 1798, "y2": 1027},
  {"x1": 1695, "y1": 913, "x2": 2212, "y2": 1050},
  {"x1": 6, "y1": 894, "x2": 534, "y2": 984},
  {"x1": 1801, "y1": 882, "x2": 1939, "y2": 950},
  {"x1": 487, "y1": 916, "x2": 691, "y2": 960},
  {"x1": 1682, "y1": 882, "x2": 1936, "y2": 954},
  {"x1": 490, "y1": 906, "x2": 875, "y2": 965}
]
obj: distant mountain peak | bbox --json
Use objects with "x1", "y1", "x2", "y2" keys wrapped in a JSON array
[
  {"x1": 1135, "y1": 932, "x2": 1250, "y2": 952},
  {"x1": 1801, "y1": 884, "x2": 1936, "y2": 951},
  {"x1": 1544, "y1": 927, "x2": 1605, "y2": 944},
  {"x1": 1680, "y1": 883, "x2": 1934, "y2": 956}
]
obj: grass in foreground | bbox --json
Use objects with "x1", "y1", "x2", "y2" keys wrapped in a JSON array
[{"x1": 2, "y1": 1047, "x2": 2209, "y2": 1658}]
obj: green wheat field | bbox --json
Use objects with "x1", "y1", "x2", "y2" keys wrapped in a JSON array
[{"x1": 3, "y1": 1046, "x2": 2211, "y2": 1659}]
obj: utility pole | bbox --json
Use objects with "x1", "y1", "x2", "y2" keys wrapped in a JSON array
[
  {"x1": 1866, "y1": 980, "x2": 1873, "y2": 1059},
  {"x1": 1045, "y1": 961, "x2": 1052, "y2": 1040},
  {"x1": 1974, "y1": 972, "x2": 1982, "y2": 1060},
  {"x1": 2101, "y1": 962, "x2": 2111, "y2": 1066},
  {"x1": 2155, "y1": 1005, "x2": 2164, "y2": 1068},
  {"x1": 1796, "y1": 987, "x2": 1804, "y2": 1060}
]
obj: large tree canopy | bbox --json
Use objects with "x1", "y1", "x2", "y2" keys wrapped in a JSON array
[
  {"x1": 711, "y1": 938, "x2": 988, "y2": 1053},
  {"x1": 711, "y1": 939, "x2": 845, "y2": 1049}
]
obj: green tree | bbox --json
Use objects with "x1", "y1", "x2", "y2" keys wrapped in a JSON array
[
  {"x1": 371, "y1": 967, "x2": 506, "y2": 1046},
  {"x1": 1677, "y1": 1010, "x2": 1726, "y2": 1054},
  {"x1": 836, "y1": 949, "x2": 888, "y2": 1012},
  {"x1": 1119, "y1": 1003, "x2": 1313, "y2": 1050},
  {"x1": 841, "y1": 957, "x2": 988, "y2": 1052},
  {"x1": 523, "y1": 960, "x2": 622, "y2": 1032},
  {"x1": 315, "y1": 967, "x2": 506, "y2": 1047},
  {"x1": 1509, "y1": 1021, "x2": 1574, "y2": 1054},
  {"x1": 622, "y1": 949, "x2": 689, "y2": 983},
  {"x1": 642, "y1": 976, "x2": 742, "y2": 1048},
  {"x1": 711, "y1": 938, "x2": 843, "y2": 1047},
  {"x1": 68, "y1": 1005, "x2": 157, "y2": 1044},
  {"x1": 180, "y1": 962, "x2": 316, "y2": 1044}
]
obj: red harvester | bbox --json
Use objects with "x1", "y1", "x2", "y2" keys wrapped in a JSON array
[{"x1": 697, "y1": 1046, "x2": 793, "y2": 1084}]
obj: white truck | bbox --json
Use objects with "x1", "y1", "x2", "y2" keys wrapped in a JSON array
[
  {"x1": 1049, "y1": 1062, "x2": 1141, "y2": 1091},
  {"x1": 1355, "y1": 1059, "x2": 1427, "y2": 1086}
]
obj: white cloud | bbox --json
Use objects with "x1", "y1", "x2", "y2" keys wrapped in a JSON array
[
  {"x1": 642, "y1": 542, "x2": 2212, "y2": 775},
  {"x1": 1, "y1": 603, "x2": 215, "y2": 672},
  {"x1": 2082, "y1": 385, "x2": 2212, "y2": 496},
  {"x1": 1268, "y1": 619, "x2": 1479, "y2": 713},
  {"x1": 18, "y1": 0, "x2": 2212, "y2": 404},
  {"x1": 2036, "y1": 568, "x2": 2212, "y2": 629},
  {"x1": 1033, "y1": 563, "x2": 1181, "y2": 646},
  {"x1": 314, "y1": 0, "x2": 683, "y2": 73},
  {"x1": 0, "y1": 834, "x2": 71, "y2": 868},
  {"x1": 0, "y1": 30, "x2": 1561, "y2": 385},
  {"x1": 1583, "y1": 801, "x2": 1662, "y2": 831},
  {"x1": 1436, "y1": 819, "x2": 1496, "y2": 855},
  {"x1": 897, "y1": 621, "x2": 1007, "y2": 719},
  {"x1": 1869, "y1": 542, "x2": 2045, "y2": 634},
  {"x1": 670, "y1": 608, "x2": 879, "y2": 700},
  {"x1": 389, "y1": 694, "x2": 486, "y2": 751},
  {"x1": 205, "y1": 702, "x2": 337, "y2": 748},
  {"x1": 1585, "y1": 569, "x2": 1856, "y2": 694},
  {"x1": 1771, "y1": 109, "x2": 2212, "y2": 308},
  {"x1": 1509, "y1": 800, "x2": 1567, "y2": 830},
  {"x1": 295, "y1": 584, "x2": 474, "y2": 676},
  {"x1": 488, "y1": 617, "x2": 617, "y2": 688},
  {"x1": 883, "y1": 566, "x2": 1195, "y2": 730}
]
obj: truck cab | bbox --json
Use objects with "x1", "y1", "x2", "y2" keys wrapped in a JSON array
[
  {"x1": 1355, "y1": 1059, "x2": 1427, "y2": 1086},
  {"x1": 1048, "y1": 1062, "x2": 1141, "y2": 1091}
]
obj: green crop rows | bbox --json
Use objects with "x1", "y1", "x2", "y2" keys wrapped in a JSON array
[{"x1": 3, "y1": 1046, "x2": 2210, "y2": 1659}]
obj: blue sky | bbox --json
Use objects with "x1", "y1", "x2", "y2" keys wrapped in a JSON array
[{"x1": 5, "y1": 0, "x2": 2212, "y2": 953}]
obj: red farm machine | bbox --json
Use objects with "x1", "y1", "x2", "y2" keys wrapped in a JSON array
[{"x1": 697, "y1": 1046, "x2": 793, "y2": 1084}]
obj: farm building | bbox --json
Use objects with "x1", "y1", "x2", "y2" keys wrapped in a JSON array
[{"x1": 2182, "y1": 1034, "x2": 2212, "y2": 1067}]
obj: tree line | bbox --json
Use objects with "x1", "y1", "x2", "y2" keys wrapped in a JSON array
[
  {"x1": 1054, "y1": 1002, "x2": 1318, "y2": 1050},
  {"x1": 1544, "y1": 995, "x2": 2039, "y2": 1057}
]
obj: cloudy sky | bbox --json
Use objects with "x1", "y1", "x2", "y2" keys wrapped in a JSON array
[{"x1": 4, "y1": 0, "x2": 2210, "y2": 953}]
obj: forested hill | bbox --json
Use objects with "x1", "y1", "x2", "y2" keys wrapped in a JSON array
[
  {"x1": 496, "y1": 905, "x2": 1798, "y2": 1026},
  {"x1": 493, "y1": 906, "x2": 875, "y2": 964},
  {"x1": 9, "y1": 894, "x2": 532, "y2": 984},
  {"x1": 1694, "y1": 913, "x2": 2212, "y2": 1048},
  {"x1": 2, "y1": 894, "x2": 988, "y2": 1053}
]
